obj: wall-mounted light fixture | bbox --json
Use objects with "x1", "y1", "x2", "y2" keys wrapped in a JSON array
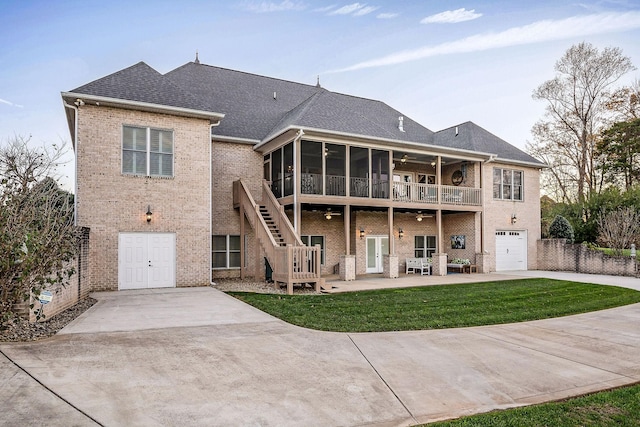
[
  {"x1": 146, "y1": 205, "x2": 153, "y2": 223},
  {"x1": 511, "y1": 213, "x2": 517, "y2": 224},
  {"x1": 325, "y1": 211, "x2": 332, "y2": 220},
  {"x1": 398, "y1": 228, "x2": 404, "y2": 240},
  {"x1": 359, "y1": 227, "x2": 365, "y2": 239}
]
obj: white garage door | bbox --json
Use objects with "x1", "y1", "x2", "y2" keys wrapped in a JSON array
[
  {"x1": 119, "y1": 233, "x2": 176, "y2": 290},
  {"x1": 495, "y1": 231, "x2": 527, "y2": 271}
]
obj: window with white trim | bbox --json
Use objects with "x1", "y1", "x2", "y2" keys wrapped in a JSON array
[
  {"x1": 414, "y1": 235, "x2": 436, "y2": 258},
  {"x1": 300, "y1": 235, "x2": 325, "y2": 265},
  {"x1": 123, "y1": 125, "x2": 174, "y2": 177},
  {"x1": 493, "y1": 168, "x2": 523, "y2": 201},
  {"x1": 212, "y1": 235, "x2": 240, "y2": 269}
]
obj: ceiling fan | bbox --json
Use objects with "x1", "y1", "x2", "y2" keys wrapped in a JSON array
[
  {"x1": 399, "y1": 153, "x2": 417, "y2": 164},
  {"x1": 323, "y1": 208, "x2": 342, "y2": 220},
  {"x1": 415, "y1": 211, "x2": 433, "y2": 222}
]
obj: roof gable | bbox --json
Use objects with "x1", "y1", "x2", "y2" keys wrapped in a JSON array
[
  {"x1": 434, "y1": 122, "x2": 544, "y2": 165},
  {"x1": 70, "y1": 62, "x2": 210, "y2": 113}
]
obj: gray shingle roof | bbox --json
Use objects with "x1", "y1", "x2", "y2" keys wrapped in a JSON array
[
  {"x1": 66, "y1": 61, "x2": 544, "y2": 165},
  {"x1": 69, "y1": 62, "x2": 210, "y2": 112},
  {"x1": 433, "y1": 122, "x2": 544, "y2": 165}
]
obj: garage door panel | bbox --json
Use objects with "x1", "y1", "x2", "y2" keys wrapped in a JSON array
[
  {"x1": 119, "y1": 233, "x2": 175, "y2": 290},
  {"x1": 496, "y1": 231, "x2": 527, "y2": 271}
]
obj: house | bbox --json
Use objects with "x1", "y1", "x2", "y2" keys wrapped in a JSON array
[{"x1": 61, "y1": 58, "x2": 544, "y2": 293}]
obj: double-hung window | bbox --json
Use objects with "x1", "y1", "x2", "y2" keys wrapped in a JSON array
[
  {"x1": 212, "y1": 235, "x2": 241, "y2": 269},
  {"x1": 415, "y1": 235, "x2": 436, "y2": 258},
  {"x1": 493, "y1": 168, "x2": 523, "y2": 201},
  {"x1": 300, "y1": 235, "x2": 325, "y2": 265},
  {"x1": 123, "y1": 125, "x2": 174, "y2": 177}
]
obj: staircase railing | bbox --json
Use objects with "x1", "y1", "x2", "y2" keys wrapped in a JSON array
[
  {"x1": 233, "y1": 180, "x2": 279, "y2": 267},
  {"x1": 234, "y1": 179, "x2": 321, "y2": 294},
  {"x1": 261, "y1": 180, "x2": 303, "y2": 245}
]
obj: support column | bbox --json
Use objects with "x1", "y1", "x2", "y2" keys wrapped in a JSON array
[
  {"x1": 388, "y1": 206, "x2": 395, "y2": 255},
  {"x1": 383, "y1": 254, "x2": 399, "y2": 278},
  {"x1": 340, "y1": 255, "x2": 356, "y2": 281},
  {"x1": 344, "y1": 205, "x2": 351, "y2": 255}
]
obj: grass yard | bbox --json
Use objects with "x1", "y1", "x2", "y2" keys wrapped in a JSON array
[
  {"x1": 426, "y1": 382, "x2": 640, "y2": 426},
  {"x1": 228, "y1": 278, "x2": 640, "y2": 332}
]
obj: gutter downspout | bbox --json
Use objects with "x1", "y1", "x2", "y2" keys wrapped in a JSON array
[
  {"x1": 479, "y1": 154, "x2": 497, "y2": 255},
  {"x1": 210, "y1": 121, "x2": 221, "y2": 286},
  {"x1": 64, "y1": 101, "x2": 79, "y2": 226},
  {"x1": 293, "y1": 129, "x2": 305, "y2": 233}
]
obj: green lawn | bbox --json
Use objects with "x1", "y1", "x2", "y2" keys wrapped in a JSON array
[
  {"x1": 228, "y1": 279, "x2": 640, "y2": 332},
  {"x1": 426, "y1": 382, "x2": 640, "y2": 426}
]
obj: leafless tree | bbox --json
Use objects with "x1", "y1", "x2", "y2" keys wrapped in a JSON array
[
  {"x1": 529, "y1": 42, "x2": 635, "y2": 203},
  {"x1": 596, "y1": 207, "x2": 640, "y2": 256}
]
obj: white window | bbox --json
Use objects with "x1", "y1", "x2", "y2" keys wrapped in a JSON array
[
  {"x1": 415, "y1": 235, "x2": 436, "y2": 258},
  {"x1": 493, "y1": 168, "x2": 523, "y2": 201},
  {"x1": 123, "y1": 125, "x2": 174, "y2": 177},
  {"x1": 212, "y1": 235, "x2": 240, "y2": 269},
  {"x1": 300, "y1": 235, "x2": 325, "y2": 265}
]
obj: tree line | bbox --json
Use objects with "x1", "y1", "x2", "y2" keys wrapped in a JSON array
[{"x1": 530, "y1": 42, "x2": 640, "y2": 251}]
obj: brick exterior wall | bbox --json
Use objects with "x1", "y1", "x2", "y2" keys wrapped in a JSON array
[
  {"x1": 76, "y1": 105, "x2": 211, "y2": 290},
  {"x1": 538, "y1": 239, "x2": 638, "y2": 277},
  {"x1": 29, "y1": 227, "x2": 90, "y2": 322},
  {"x1": 211, "y1": 140, "x2": 264, "y2": 280},
  {"x1": 481, "y1": 162, "x2": 541, "y2": 271}
]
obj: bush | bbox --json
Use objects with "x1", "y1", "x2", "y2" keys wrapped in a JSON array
[{"x1": 548, "y1": 215, "x2": 574, "y2": 242}]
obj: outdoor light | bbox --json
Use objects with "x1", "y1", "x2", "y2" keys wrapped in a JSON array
[
  {"x1": 511, "y1": 213, "x2": 517, "y2": 224},
  {"x1": 146, "y1": 205, "x2": 153, "y2": 223},
  {"x1": 359, "y1": 227, "x2": 365, "y2": 239},
  {"x1": 398, "y1": 228, "x2": 404, "y2": 240},
  {"x1": 416, "y1": 213, "x2": 423, "y2": 222},
  {"x1": 325, "y1": 211, "x2": 332, "y2": 220}
]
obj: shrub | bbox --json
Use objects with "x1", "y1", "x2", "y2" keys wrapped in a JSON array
[{"x1": 548, "y1": 215, "x2": 574, "y2": 242}]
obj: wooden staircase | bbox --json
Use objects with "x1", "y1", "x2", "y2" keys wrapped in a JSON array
[
  {"x1": 233, "y1": 179, "x2": 322, "y2": 294},
  {"x1": 259, "y1": 206, "x2": 286, "y2": 247}
]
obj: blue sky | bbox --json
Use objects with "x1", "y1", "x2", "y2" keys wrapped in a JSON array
[{"x1": 1, "y1": 0, "x2": 640, "y2": 190}]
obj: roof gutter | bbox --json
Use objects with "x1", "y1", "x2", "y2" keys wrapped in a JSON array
[{"x1": 61, "y1": 92, "x2": 225, "y2": 123}]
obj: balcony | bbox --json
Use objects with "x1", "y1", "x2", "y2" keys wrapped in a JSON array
[{"x1": 297, "y1": 173, "x2": 481, "y2": 207}]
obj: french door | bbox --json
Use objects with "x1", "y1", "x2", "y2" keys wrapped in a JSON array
[
  {"x1": 119, "y1": 233, "x2": 176, "y2": 290},
  {"x1": 366, "y1": 236, "x2": 389, "y2": 273}
]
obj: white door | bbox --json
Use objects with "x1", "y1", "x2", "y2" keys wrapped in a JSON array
[
  {"x1": 495, "y1": 231, "x2": 527, "y2": 271},
  {"x1": 366, "y1": 236, "x2": 389, "y2": 273},
  {"x1": 119, "y1": 233, "x2": 176, "y2": 290}
]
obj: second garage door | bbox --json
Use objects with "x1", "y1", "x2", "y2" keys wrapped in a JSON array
[{"x1": 495, "y1": 230, "x2": 527, "y2": 271}]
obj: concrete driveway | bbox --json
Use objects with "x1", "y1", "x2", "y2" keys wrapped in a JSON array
[{"x1": 2, "y1": 272, "x2": 640, "y2": 426}]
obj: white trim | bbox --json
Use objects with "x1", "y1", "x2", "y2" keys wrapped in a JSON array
[{"x1": 61, "y1": 92, "x2": 225, "y2": 122}]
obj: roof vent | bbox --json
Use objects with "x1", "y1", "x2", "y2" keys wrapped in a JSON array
[
  {"x1": 455, "y1": 126, "x2": 459, "y2": 136},
  {"x1": 316, "y1": 75, "x2": 321, "y2": 88},
  {"x1": 273, "y1": 91, "x2": 277, "y2": 100},
  {"x1": 194, "y1": 50, "x2": 200, "y2": 64},
  {"x1": 398, "y1": 116, "x2": 405, "y2": 132}
]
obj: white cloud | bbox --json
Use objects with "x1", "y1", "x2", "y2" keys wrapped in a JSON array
[
  {"x1": 421, "y1": 8, "x2": 482, "y2": 24},
  {"x1": 242, "y1": 0, "x2": 306, "y2": 13},
  {"x1": 0, "y1": 97, "x2": 24, "y2": 108},
  {"x1": 314, "y1": 5, "x2": 337, "y2": 13},
  {"x1": 329, "y1": 3, "x2": 366, "y2": 15},
  {"x1": 377, "y1": 12, "x2": 399, "y2": 19},
  {"x1": 330, "y1": 11, "x2": 640, "y2": 72},
  {"x1": 354, "y1": 6, "x2": 379, "y2": 16}
]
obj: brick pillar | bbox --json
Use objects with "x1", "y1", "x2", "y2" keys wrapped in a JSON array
[
  {"x1": 432, "y1": 253, "x2": 447, "y2": 276},
  {"x1": 339, "y1": 255, "x2": 356, "y2": 281},
  {"x1": 475, "y1": 252, "x2": 490, "y2": 273},
  {"x1": 383, "y1": 254, "x2": 399, "y2": 278}
]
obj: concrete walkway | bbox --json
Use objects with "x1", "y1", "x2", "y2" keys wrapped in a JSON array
[{"x1": 1, "y1": 272, "x2": 640, "y2": 426}]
